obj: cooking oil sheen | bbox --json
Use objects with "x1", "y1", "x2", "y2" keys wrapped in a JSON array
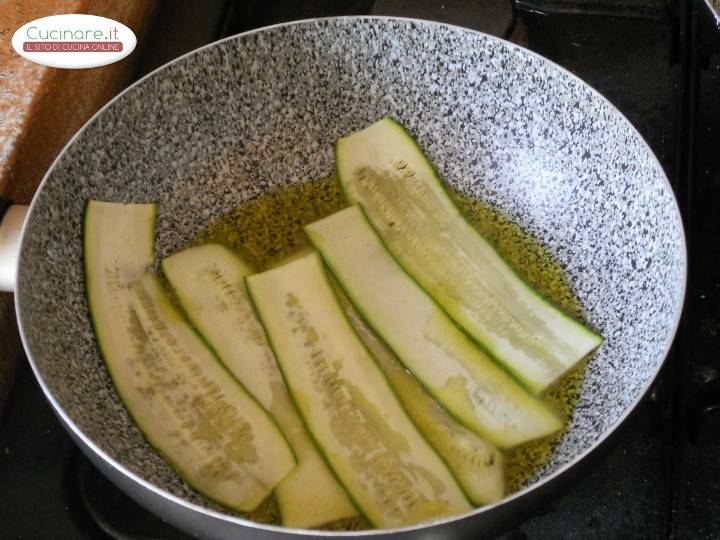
[{"x1": 192, "y1": 177, "x2": 592, "y2": 525}]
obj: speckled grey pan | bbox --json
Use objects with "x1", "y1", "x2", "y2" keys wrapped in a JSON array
[
  {"x1": 15, "y1": 16, "x2": 685, "y2": 540},
  {"x1": 705, "y1": 0, "x2": 720, "y2": 23}
]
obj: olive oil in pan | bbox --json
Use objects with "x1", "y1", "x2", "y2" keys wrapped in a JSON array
[
  {"x1": 191, "y1": 177, "x2": 593, "y2": 525},
  {"x1": 192, "y1": 178, "x2": 347, "y2": 269}
]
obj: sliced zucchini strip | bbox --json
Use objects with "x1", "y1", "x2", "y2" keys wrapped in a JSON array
[
  {"x1": 305, "y1": 206, "x2": 562, "y2": 448},
  {"x1": 246, "y1": 252, "x2": 471, "y2": 528},
  {"x1": 334, "y1": 279, "x2": 505, "y2": 505},
  {"x1": 336, "y1": 117, "x2": 602, "y2": 393},
  {"x1": 84, "y1": 202, "x2": 295, "y2": 512},
  {"x1": 162, "y1": 244, "x2": 357, "y2": 528}
]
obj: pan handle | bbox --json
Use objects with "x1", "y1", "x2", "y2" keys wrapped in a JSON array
[{"x1": 0, "y1": 197, "x2": 29, "y2": 293}]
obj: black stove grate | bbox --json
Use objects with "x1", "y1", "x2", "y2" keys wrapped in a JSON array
[{"x1": 73, "y1": 453, "x2": 191, "y2": 540}]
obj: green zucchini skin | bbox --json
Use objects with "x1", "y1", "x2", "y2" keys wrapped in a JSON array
[
  {"x1": 162, "y1": 244, "x2": 358, "y2": 528},
  {"x1": 246, "y1": 251, "x2": 472, "y2": 528},
  {"x1": 335, "y1": 117, "x2": 603, "y2": 394},
  {"x1": 305, "y1": 206, "x2": 562, "y2": 449},
  {"x1": 84, "y1": 202, "x2": 295, "y2": 513}
]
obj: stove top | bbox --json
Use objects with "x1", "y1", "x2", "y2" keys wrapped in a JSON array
[{"x1": 2, "y1": 0, "x2": 719, "y2": 538}]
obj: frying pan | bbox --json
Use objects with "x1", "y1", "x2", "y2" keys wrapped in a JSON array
[{"x1": 0, "y1": 17, "x2": 686, "y2": 540}]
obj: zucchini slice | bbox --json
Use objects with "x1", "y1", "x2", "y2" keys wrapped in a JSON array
[
  {"x1": 305, "y1": 206, "x2": 562, "y2": 449},
  {"x1": 336, "y1": 117, "x2": 603, "y2": 394},
  {"x1": 84, "y1": 201, "x2": 295, "y2": 512},
  {"x1": 246, "y1": 252, "x2": 472, "y2": 528},
  {"x1": 162, "y1": 244, "x2": 357, "y2": 528},
  {"x1": 333, "y1": 281, "x2": 505, "y2": 505}
]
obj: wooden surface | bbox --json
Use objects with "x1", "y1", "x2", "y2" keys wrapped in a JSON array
[{"x1": 0, "y1": 0, "x2": 158, "y2": 415}]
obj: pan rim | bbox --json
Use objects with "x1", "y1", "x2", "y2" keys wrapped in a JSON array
[{"x1": 14, "y1": 14, "x2": 688, "y2": 537}]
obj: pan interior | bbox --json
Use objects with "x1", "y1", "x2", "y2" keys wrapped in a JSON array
[{"x1": 16, "y1": 18, "x2": 685, "y2": 526}]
